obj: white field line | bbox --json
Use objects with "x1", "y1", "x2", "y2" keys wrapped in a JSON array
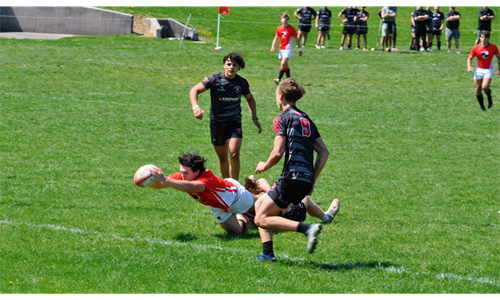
[{"x1": 2, "y1": 219, "x2": 499, "y2": 287}]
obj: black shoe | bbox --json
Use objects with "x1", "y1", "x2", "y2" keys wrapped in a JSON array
[{"x1": 481, "y1": 107, "x2": 486, "y2": 111}]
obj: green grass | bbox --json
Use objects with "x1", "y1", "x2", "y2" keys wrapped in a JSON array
[{"x1": 1, "y1": 6, "x2": 500, "y2": 293}]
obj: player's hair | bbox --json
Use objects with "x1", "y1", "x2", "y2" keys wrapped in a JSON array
[
  {"x1": 223, "y1": 52, "x2": 245, "y2": 69},
  {"x1": 178, "y1": 152, "x2": 206, "y2": 175},
  {"x1": 277, "y1": 78, "x2": 306, "y2": 103},
  {"x1": 281, "y1": 12, "x2": 289, "y2": 20},
  {"x1": 481, "y1": 30, "x2": 490, "y2": 38},
  {"x1": 244, "y1": 175, "x2": 259, "y2": 195}
]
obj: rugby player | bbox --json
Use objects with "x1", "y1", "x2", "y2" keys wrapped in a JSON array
[
  {"x1": 253, "y1": 78, "x2": 330, "y2": 262},
  {"x1": 271, "y1": 12, "x2": 303, "y2": 85},
  {"x1": 189, "y1": 52, "x2": 262, "y2": 181},
  {"x1": 467, "y1": 31, "x2": 500, "y2": 111},
  {"x1": 294, "y1": 6, "x2": 316, "y2": 47}
]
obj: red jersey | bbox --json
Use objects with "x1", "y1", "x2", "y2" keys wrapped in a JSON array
[
  {"x1": 470, "y1": 43, "x2": 499, "y2": 69},
  {"x1": 169, "y1": 170, "x2": 237, "y2": 212},
  {"x1": 276, "y1": 25, "x2": 297, "y2": 50}
]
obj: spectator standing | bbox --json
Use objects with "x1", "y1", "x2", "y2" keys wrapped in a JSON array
[
  {"x1": 425, "y1": 6, "x2": 434, "y2": 51},
  {"x1": 380, "y1": 6, "x2": 397, "y2": 52},
  {"x1": 315, "y1": 6, "x2": 332, "y2": 49},
  {"x1": 294, "y1": 6, "x2": 317, "y2": 47},
  {"x1": 429, "y1": 6, "x2": 445, "y2": 51},
  {"x1": 475, "y1": 6, "x2": 495, "y2": 45},
  {"x1": 412, "y1": 6, "x2": 429, "y2": 52},
  {"x1": 355, "y1": 6, "x2": 369, "y2": 51},
  {"x1": 445, "y1": 6, "x2": 461, "y2": 53},
  {"x1": 338, "y1": 6, "x2": 359, "y2": 50}
]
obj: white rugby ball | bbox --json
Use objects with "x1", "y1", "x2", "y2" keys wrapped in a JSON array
[{"x1": 134, "y1": 164, "x2": 157, "y2": 187}]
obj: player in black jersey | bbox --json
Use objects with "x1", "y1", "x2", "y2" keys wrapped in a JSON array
[
  {"x1": 253, "y1": 78, "x2": 329, "y2": 262},
  {"x1": 189, "y1": 53, "x2": 262, "y2": 181},
  {"x1": 294, "y1": 6, "x2": 316, "y2": 47},
  {"x1": 338, "y1": 6, "x2": 359, "y2": 50},
  {"x1": 429, "y1": 6, "x2": 445, "y2": 51}
]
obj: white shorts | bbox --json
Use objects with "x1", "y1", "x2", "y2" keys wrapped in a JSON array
[
  {"x1": 279, "y1": 49, "x2": 292, "y2": 59},
  {"x1": 209, "y1": 178, "x2": 254, "y2": 223},
  {"x1": 474, "y1": 67, "x2": 494, "y2": 80}
]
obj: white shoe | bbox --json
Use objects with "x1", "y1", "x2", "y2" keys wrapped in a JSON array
[
  {"x1": 447, "y1": 50, "x2": 451, "y2": 53},
  {"x1": 339, "y1": 46, "x2": 343, "y2": 50},
  {"x1": 273, "y1": 79, "x2": 279, "y2": 85},
  {"x1": 316, "y1": 45, "x2": 320, "y2": 49},
  {"x1": 420, "y1": 47, "x2": 425, "y2": 51},
  {"x1": 456, "y1": 50, "x2": 460, "y2": 54},
  {"x1": 320, "y1": 45, "x2": 325, "y2": 49},
  {"x1": 324, "y1": 198, "x2": 340, "y2": 223}
]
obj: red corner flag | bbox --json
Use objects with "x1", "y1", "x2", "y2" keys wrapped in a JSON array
[{"x1": 218, "y1": 7, "x2": 229, "y2": 15}]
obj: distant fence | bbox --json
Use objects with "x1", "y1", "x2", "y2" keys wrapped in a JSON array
[{"x1": 0, "y1": 6, "x2": 133, "y2": 35}]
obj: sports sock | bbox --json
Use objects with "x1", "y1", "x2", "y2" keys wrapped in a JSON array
[
  {"x1": 437, "y1": 41, "x2": 441, "y2": 50},
  {"x1": 278, "y1": 70, "x2": 285, "y2": 80},
  {"x1": 297, "y1": 222, "x2": 309, "y2": 234},
  {"x1": 262, "y1": 241, "x2": 273, "y2": 255},
  {"x1": 477, "y1": 94, "x2": 486, "y2": 110},
  {"x1": 285, "y1": 69, "x2": 290, "y2": 78}
]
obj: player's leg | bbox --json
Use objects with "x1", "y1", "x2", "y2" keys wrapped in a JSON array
[
  {"x1": 213, "y1": 144, "x2": 230, "y2": 179},
  {"x1": 220, "y1": 214, "x2": 244, "y2": 235},
  {"x1": 363, "y1": 33, "x2": 367, "y2": 49},
  {"x1": 302, "y1": 31, "x2": 309, "y2": 46},
  {"x1": 301, "y1": 196, "x2": 340, "y2": 223},
  {"x1": 227, "y1": 137, "x2": 242, "y2": 180},
  {"x1": 348, "y1": 33, "x2": 353, "y2": 49},
  {"x1": 211, "y1": 121, "x2": 230, "y2": 179},
  {"x1": 475, "y1": 78, "x2": 486, "y2": 111},
  {"x1": 482, "y1": 76, "x2": 493, "y2": 108},
  {"x1": 454, "y1": 37, "x2": 460, "y2": 53},
  {"x1": 427, "y1": 32, "x2": 433, "y2": 50}
]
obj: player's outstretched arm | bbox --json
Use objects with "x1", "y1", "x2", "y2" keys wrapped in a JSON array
[
  {"x1": 189, "y1": 83, "x2": 207, "y2": 120},
  {"x1": 255, "y1": 135, "x2": 285, "y2": 174}
]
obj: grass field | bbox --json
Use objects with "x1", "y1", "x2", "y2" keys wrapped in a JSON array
[{"x1": 1, "y1": 6, "x2": 500, "y2": 293}]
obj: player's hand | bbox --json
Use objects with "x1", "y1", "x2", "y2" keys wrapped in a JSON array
[
  {"x1": 149, "y1": 166, "x2": 167, "y2": 184},
  {"x1": 467, "y1": 66, "x2": 473, "y2": 72},
  {"x1": 270, "y1": 46, "x2": 275, "y2": 53},
  {"x1": 193, "y1": 107, "x2": 205, "y2": 120},
  {"x1": 254, "y1": 120, "x2": 262, "y2": 134},
  {"x1": 255, "y1": 162, "x2": 267, "y2": 174},
  {"x1": 496, "y1": 69, "x2": 500, "y2": 76}
]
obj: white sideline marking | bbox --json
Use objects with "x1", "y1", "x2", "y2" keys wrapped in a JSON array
[{"x1": 2, "y1": 219, "x2": 499, "y2": 286}]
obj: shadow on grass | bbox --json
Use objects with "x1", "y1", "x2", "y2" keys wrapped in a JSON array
[
  {"x1": 172, "y1": 233, "x2": 198, "y2": 242},
  {"x1": 212, "y1": 231, "x2": 262, "y2": 240},
  {"x1": 279, "y1": 259, "x2": 396, "y2": 272}
]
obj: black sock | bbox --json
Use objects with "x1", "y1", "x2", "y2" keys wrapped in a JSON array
[
  {"x1": 278, "y1": 70, "x2": 285, "y2": 80},
  {"x1": 477, "y1": 94, "x2": 486, "y2": 110},
  {"x1": 437, "y1": 41, "x2": 441, "y2": 50},
  {"x1": 297, "y1": 222, "x2": 309, "y2": 234},
  {"x1": 263, "y1": 241, "x2": 273, "y2": 255},
  {"x1": 285, "y1": 70, "x2": 290, "y2": 78}
]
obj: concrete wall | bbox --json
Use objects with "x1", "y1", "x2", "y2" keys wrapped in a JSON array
[
  {"x1": 0, "y1": 7, "x2": 133, "y2": 35},
  {"x1": 157, "y1": 18, "x2": 198, "y2": 41}
]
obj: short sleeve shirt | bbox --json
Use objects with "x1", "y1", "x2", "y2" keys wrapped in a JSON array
[
  {"x1": 317, "y1": 8, "x2": 332, "y2": 26},
  {"x1": 276, "y1": 25, "x2": 298, "y2": 50},
  {"x1": 432, "y1": 11, "x2": 445, "y2": 30},
  {"x1": 412, "y1": 9, "x2": 427, "y2": 30},
  {"x1": 478, "y1": 8, "x2": 494, "y2": 31},
  {"x1": 381, "y1": 6, "x2": 397, "y2": 23},
  {"x1": 273, "y1": 106, "x2": 321, "y2": 182},
  {"x1": 201, "y1": 72, "x2": 250, "y2": 122},
  {"x1": 296, "y1": 7, "x2": 316, "y2": 25},
  {"x1": 341, "y1": 7, "x2": 359, "y2": 27},
  {"x1": 470, "y1": 43, "x2": 499, "y2": 69},
  {"x1": 357, "y1": 10, "x2": 369, "y2": 25},
  {"x1": 446, "y1": 11, "x2": 460, "y2": 29}
]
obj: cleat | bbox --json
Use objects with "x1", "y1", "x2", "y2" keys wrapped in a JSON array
[
  {"x1": 256, "y1": 252, "x2": 276, "y2": 262},
  {"x1": 321, "y1": 45, "x2": 325, "y2": 49},
  {"x1": 456, "y1": 50, "x2": 460, "y2": 54},
  {"x1": 363, "y1": 47, "x2": 368, "y2": 51},
  {"x1": 392, "y1": 48, "x2": 398, "y2": 51},
  {"x1": 274, "y1": 79, "x2": 280, "y2": 85},
  {"x1": 447, "y1": 50, "x2": 451, "y2": 53},
  {"x1": 355, "y1": 46, "x2": 361, "y2": 50},
  {"x1": 339, "y1": 46, "x2": 343, "y2": 50},
  {"x1": 420, "y1": 47, "x2": 425, "y2": 51},
  {"x1": 316, "y1": 45, "x2": 321, "y2": 49},
  {"x1": 324, "y1": 198, "x2": 340, "y2": 223},
  {"x1": 348, "y1": 46, "x2": 352, "y2": 50},
  {"x1": 305, "y1": 223, "x2": 322, "y2": 254}
]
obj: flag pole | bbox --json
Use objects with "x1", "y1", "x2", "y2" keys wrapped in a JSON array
[
  {"x1": 215, "y1": 12, "x2": 223, "y2": 51},
  {"x1": 179, "y1": 13, "x2": 192, "y2": 48}
]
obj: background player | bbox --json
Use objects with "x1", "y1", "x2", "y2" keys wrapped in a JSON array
[
  {"x1": 271, "y1": 12, "x2": 302, "y2": 85},
  {"x1": 253, "y1": 78, "x2": 330, "y2": 262},
  {"x1": 338, "y1": 6, "x2": 359, "y2": 50},
  {"x1": 467, "y1": 31, "x2": 500, "y2": 111},
  {"x1": 189, "y1": 53, "x2": 262, "y2": 181},
  {"x1": 315, "y1": 6, "x2": 332, "y2": 49},
  {"x1": 355, "y1": 6, "x2": 369, "y2": 51},
  {"x1": 294, "y1": 6, "x2": 316, "y2": 47},
  {"x1": 429, "y1": 6, "x2": 445, "y2": 51}
]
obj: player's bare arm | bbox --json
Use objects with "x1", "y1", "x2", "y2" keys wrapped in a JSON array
[
  {"x1": 271, "y1": 36, "x2": 278, "y2": 52},
  {"x1": 150, "y1": 167, "x2": 206, "y2": 193},
  {"x1": 295, "y1": 37, "x2": 303, "y2": 56},
  {"x1": 467, "y1": 55, "x2": 474, "y2": 72},
  {"x1": 255, "y1": 135, "x2": 285, "y2": 174},
  {"x1": 189, "y1": 83, "x2": 207, "y2": 120},
  {"x1": 244, "y1": 93, "x2": 262, "y2": 133}
]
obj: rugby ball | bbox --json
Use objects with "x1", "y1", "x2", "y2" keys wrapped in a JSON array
[{"x1": 134, "y1": 164, "x2": 157, "y2": 187}]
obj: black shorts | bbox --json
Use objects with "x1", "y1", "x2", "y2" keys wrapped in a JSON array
[
  {"x1": 318, "y1": 25, "x2": 330, "y2": 32},
  {"x1": 343, "y1": 26, "x2": 356, "y2": 35},
  {"x1": 267, "y1": 178, "x2": 312, "y2": 209},
  {"x1": 298, "y1": 24, "x2": 312, "y2": 33},
  {"x1": 210, "y1": 120, "x2": 242, "y2": 146},
  {"x1": 433, "y1": 29, "x2": 442, "y2": 36},
  {"x1": 426, "y1": 28, "x2": 433, "y2": 34},
  {"x1": 356, "y1": 25, "x2": 368, "y2": 34}
]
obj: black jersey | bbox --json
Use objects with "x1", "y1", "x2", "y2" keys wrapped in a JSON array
[
  {"x1": 273, "y1": 106, "x2": 320, "y2": 183},
  {"x1": 317, "y1": 8, "x2": 332, "y2": 26},
  {"x1": 445, "y1": 11, "x2": 460, "y2": 29},
  {"x1": 432, "y1": 11, "x2": 445, "y2": 30},
  {"x1": 356, "y1": 10, "x2": 369, "y2": 27},
  {"x1": 478, "y1": 8, "x2": 494, "y2": 31},
  {"x1": 341, "y1": 7, "x2": 359, "y2": 28},
  {"x1": 296, "y1": 7, "x2": 316, "y2": 25},
  {"x1": 412, "y1": 9, "x2": 427, "y2": 30},
  {"x1": 425, "y1": 9, "x2": 433, "y2": 29},
  {"x1": 201, "y1": 72, "x2": 250, "y2": 122}
]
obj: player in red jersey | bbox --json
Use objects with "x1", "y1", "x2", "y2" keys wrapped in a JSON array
[
  {"x1": 149, "y1": 152, "x2": 257, "y2": 235},
  {"x1": 467, "y1": 31, "x2": 500, "y2": 110},
  {"x1": 270, "y1": 12, "x2": 303, "y2": 85}
]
